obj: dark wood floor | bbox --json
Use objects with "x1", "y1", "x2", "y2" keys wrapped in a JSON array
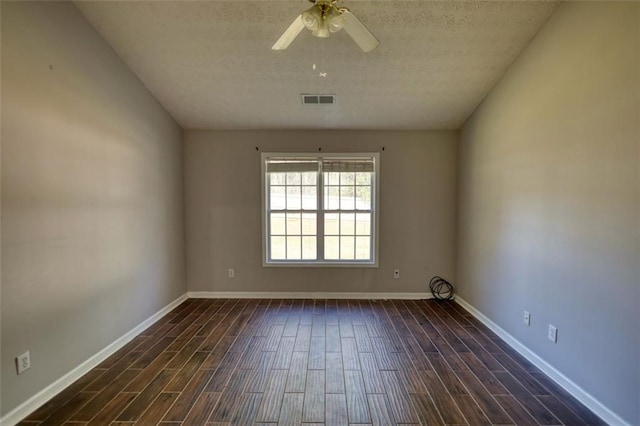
[{"x1": 21, "y1": 298, "x2": 604, "y2": 425}]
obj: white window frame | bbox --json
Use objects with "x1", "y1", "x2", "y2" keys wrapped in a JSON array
[{"x1": 261, "y1": 152, "x2": 380, "y2": 267}]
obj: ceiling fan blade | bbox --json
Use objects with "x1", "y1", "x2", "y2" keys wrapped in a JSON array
[
  {"x1": 342, "y1": 10, "x2": 379, "y2": 52},
  {"x1": 272, "y1": 15, "x2": 305, "y2": 50}
]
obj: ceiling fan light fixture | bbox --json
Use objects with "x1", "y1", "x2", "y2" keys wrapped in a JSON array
[
  {"x1": 327, "y1": 7, "x2": 345, "y2": 33},
  {"x1": 301, "y1": 5, "x2": 321, "y2": 31},
  {"x1": 312, "y1": 20, "x2": 330, "y2": 38}
]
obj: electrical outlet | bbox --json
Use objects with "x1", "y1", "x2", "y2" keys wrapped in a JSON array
[
  {"x1": 524, "y1": 311, "x2": 531, "y2": 326},
  {"x1": 228, "y1": 268, "x2": 235, "y2": 278},
  {"x1": 548, "y1": 325, "x2": 558, "y2": 343},
  {"x1": 16, "y1": 351, "x2": 30, "y2": 374},
  {"x1": 393, "y1": 269, "x2": 400, "y2": 279}
]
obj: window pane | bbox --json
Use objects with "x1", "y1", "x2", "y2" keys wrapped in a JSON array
[
  {"x1": 340, "y1": 236, "x2": 355, "y2": 260},
  {"x1": 302, "y1": 213, "x2": 316, "y2": 235},
  {"x1": 325, "y1": 213, "x2": 339, "y2": 235},
  {"x1": 340, "y1": 172, "x2": 355, "y2": 185},
  {"x1": 340, "y1": 186, "x2": 355, "y2": 210},
  {"x1": 287, "y1": 236, "x2": 301, "y2": 259},
  {"x1": 326, "y1": 172, "x2": 340, "y2": 185},
  {"x1": 355, "y1": 213, "x2": 371, "y2": 235},
  {"x1": 301, "y1": 172, "x2": 317, "y2": 185},
  {"x1": 270, "y1": 213, "x2": 286, "y2": 235},
  {"x1": 302, "y1": 236, "x2": 317, "y2": 259},
  {"x1": 341, "y1": 213, "x2": 355, "y2": 235},
  {"x1": 286, "y1": 172, "x2": 300, "y2": 185},
  {"x1": 325, "y1": 236, "x2": 339, "y2": 259},
  {"x1": 355, "y1": 172, "x2": 371, "y2": 185},
  {"x1": 355, "y1": 186, "x2": 371, "y2": 210},
  {"x1": 286, "y1": 186, "x2": 301, "y2": 210},
  {"x1": 270, "y1": 186, "x2": 285, "y2": 210},
  {"x1": 355, "y1": 236, "x2": 371, "y2": 260},
  {"x1": 302, "y1": 186, "x2": 317, "y2": 210},
  {"x1": 271, "y1": 236, "x2": 286, "y2": 260},
  {"x1": 270, "y1": 173, "x2": 286, "y2": 185},
  {"x1": 325, "y1": 186, "x2": 339, "y2": 210},
  {"x1": 286, "y1": 213, "x2": 301, "y2": 235}
]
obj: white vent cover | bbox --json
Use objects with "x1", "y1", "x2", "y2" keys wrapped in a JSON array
[{"x1": 302, "y1": 94, "x2": 336, "y2": 105}]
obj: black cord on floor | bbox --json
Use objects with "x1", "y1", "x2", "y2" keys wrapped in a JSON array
[{"x1": 429, "y1": 276, "x2": 454, "y2": 301}]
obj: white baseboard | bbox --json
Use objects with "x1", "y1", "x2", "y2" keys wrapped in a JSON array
[
  {"x1": 188, "y1": 291, "x2": 432, "y2": 300},
  {"x1": 0, "y1": 293, "x2": 189, "y2": 426},
  {"x1": 455, "y1": 295, "x2": 628, "y2": 426}
]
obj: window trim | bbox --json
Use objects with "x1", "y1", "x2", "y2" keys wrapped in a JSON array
[{"x1": 261, "y1": 152, "x2": 380, "y2": 267}]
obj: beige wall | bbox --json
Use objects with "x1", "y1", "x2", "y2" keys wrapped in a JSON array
[
  {"x1": 457, "y1": 2, "x2": 639, "y2": 424},
  {"x1": 1, "y1": 2, "x2": 186, "y2": 415},
  {"x1": 185, "y1": 130, "x2": 457, "y2": 294}
]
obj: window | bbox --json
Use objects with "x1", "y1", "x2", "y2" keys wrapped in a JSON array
[{"x1": 262, "y1": 153, "x2": 379, "y2": 266}]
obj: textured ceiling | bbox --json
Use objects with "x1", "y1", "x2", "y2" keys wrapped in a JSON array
[{"x1": 75, "y1": 1, "x2": 558, "y2": 130}]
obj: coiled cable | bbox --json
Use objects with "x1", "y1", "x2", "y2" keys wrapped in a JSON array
[{"x1": 429, "y1": 276, "x2": 454, "y2": 301}]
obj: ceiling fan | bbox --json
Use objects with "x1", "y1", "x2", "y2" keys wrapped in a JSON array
[{"x1": 272, "y1": 0, "x2": 379, "y2": 52}]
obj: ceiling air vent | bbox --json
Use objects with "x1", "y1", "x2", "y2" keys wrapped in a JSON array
[{"x1": 302, "y1": 94, "x2": 336, "y2": 105}]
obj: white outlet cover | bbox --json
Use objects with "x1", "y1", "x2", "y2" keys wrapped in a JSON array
[
  {"x1": 16, "y1": 351, "x2": 30, "y2": 374},
  {"x1": 393, "y1": 269, "x2": 400, "y2": 278},
  {"x1": 548, "y1": 325, "x2": 558, "y2": 342},
  {"x1": 524, "y1": 311, "x2": 530, "y2": 325}
]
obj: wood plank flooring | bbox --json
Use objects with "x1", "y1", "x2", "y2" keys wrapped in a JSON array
[{"x1": 20, "y1": 299, "x2": 604, "y2": 425}]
